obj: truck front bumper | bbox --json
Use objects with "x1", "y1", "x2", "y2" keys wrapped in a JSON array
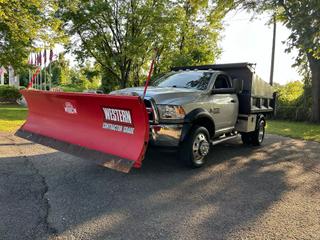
[{"x1": 149, "y1": 124, "x2": 183, "y2": 147}]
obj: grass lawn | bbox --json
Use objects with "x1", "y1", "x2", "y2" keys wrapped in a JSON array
[
  {"x1": 267, "y1": 120, "x2": 320, "y2": 142},
  {"x1": 0, "y1": 104, "x2": 28, "y2": 133}
]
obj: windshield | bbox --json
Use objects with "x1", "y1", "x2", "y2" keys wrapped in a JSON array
[{"x1": 152, "y1": 71, "x2": 213, "y2": 90}]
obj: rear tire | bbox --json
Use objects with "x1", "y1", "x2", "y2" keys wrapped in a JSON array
[
  {"x1": 179, "y1": 125, "x2": 210, "y2": 168},
  {"x1": 252, "y1": 118, "x2": 265, "y2": 146},
  {"x1": 241, "y1": 118, "x2": 265, "y2": 146}
]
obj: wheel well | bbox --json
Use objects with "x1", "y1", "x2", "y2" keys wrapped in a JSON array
[{"x1": 193, "y1": 117, "x2": 215, "y2": 138}]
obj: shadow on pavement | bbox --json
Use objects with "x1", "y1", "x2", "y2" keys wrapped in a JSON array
[{"x1": 0, "y1": 135, "x2": 319, "y2": 239}]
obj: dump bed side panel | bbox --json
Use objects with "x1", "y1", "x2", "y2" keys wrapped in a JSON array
[{"x1": 252, "y1": 75, "x2": 274, "y2": 99}]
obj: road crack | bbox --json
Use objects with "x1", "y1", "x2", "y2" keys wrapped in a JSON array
[{"x1": 5, "y1": 135, "x2": 58, "y2": 239}]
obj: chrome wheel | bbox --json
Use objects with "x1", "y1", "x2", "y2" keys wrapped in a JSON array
[
  {"x1": 179, "y1": 125, "x2": 210, "y2": 168},
  {"x1": 192, "y1": 133, "x2": 210, "y2": 163},
  {"x1": 258, "y1": 121, "x2": 265, "y2": 143}
]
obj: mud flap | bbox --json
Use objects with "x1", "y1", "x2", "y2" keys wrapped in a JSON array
[{"x1": 15, "y1": 90, "x2": 149, "y2": 173}]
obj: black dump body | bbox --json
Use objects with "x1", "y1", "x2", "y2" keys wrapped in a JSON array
[{"x1": 172, "y1": 63, "x2": 276, "y2": 115}]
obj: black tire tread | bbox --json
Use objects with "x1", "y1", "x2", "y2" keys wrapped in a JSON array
[
  {"x1": 179, "y1": 125, "x2": 210, "y2": 168},
  {"x1": 252, "y1": 119, "x2": 265, "y2": 146}
]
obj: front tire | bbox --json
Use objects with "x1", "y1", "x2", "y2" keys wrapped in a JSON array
[{"x1": 179, "y1": 125, "x2": 210, "y2": 168}]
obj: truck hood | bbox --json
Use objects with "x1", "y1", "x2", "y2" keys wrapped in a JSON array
[{"x1": 110, "y1": 86, "x2": 203, "y2": 105}]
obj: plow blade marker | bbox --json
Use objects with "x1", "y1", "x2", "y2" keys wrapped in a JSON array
[{"x1": 15, "y1": 90, "x2": 149, "y2": 173}]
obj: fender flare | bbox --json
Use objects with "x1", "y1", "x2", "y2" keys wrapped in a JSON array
[{"x1": 180, "y1": 108, "x2": 215, "y2": 142}]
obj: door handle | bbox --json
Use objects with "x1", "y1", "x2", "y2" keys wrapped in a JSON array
[{"x1": 230, "y1": 100, "x2": 236, "y2": 103}]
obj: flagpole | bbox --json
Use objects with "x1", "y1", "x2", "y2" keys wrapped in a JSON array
[
  {"x1": 37, "y1": 52, "x2": 39, "y2": 89},
  {"x1": 44, "y1": 51, "x2": 46, "y2": 90},
  {"x1": 37, "y1": 61, "x2": 40, "y2": 89},
  {"x1": 40, "y1": 67, "x2": 42, "y2": 90},
  {"x1": 36, "y1": 69, "x2": 38, "y2": 89},
  {"x1": 49, "y1": 49, "x2": 53, "y2": 90},
  {"x1": 40, "y1": 51, "x2": 42, "y2": 90},
  {"x1": 29, "y1": 69, "x2": 31, "y2": 87},
  {"x1": 36, "y1": 53, "x2": 38, "y2": 89},
  {"x1": 28, "y1": 54, "x2": 31, "y2": 85}
]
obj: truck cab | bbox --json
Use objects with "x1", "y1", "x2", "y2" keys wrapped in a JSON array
[{"x1": 111, "y1": 63, "x2": 275, "y2": 168}]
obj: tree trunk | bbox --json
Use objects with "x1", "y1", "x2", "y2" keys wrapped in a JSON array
[
  {"x1": 133, "y1": 64, "x2": 140, "y2": 87},
  {"x1": 308, "y1": 54, "x2": 320, "y2": 122},
  {"x1": 119, "y1": 61, "x2": 131, "y2": 89},
  {"x1": 120, "y1": 69, "x2": 127, "y2": 89}
]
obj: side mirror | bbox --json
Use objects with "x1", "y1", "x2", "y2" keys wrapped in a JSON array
[
  {"x1": 211, "y1": 88, "x2": 236, "y2": 94},
  {"x1": 232, "y1": 78, "x2": 243, "y2": 94}
]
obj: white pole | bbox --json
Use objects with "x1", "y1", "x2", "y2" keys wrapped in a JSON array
[
  {"x1": 0, "y1": 67, "x2": 5, "y2": 85},
  {"x1": 49, "y1": 62, "x2": 52, "y2": 90},
  {"x1": 15, "y1": 75, "x2": 19, "y2": 88},
  {"x1": 36, "y1": 69, "x2": 39, "y2": 89},
  {"x1": 269, "y1": 14, "x2": 276, "y2": 86},
  {"x1": 40, "y1": 67, "x2": 42, "y2": 90},
  {"x1": 8, "y1": 66, "x2": 14, "y2": 86},
  {"x1": 29, "y1": 69, "x2": 31, "y2": 86}
]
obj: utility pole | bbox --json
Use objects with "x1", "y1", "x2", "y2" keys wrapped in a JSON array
[{"x1": 269, "y1": 14, "x2": 277, "y2": 86}]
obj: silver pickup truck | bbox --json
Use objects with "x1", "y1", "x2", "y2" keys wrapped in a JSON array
[{"x1": 111, "y1": 63, "x2": 275, "y2": 168}]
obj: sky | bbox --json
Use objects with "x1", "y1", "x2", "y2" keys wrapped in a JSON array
[{"x1": 217, "y1": 10, "x2": 301, "y2": 85}]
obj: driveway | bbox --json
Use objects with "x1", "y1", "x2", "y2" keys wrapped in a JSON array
[{"x1": 0, "y1": 133, "x2": 319, "y2": 240}]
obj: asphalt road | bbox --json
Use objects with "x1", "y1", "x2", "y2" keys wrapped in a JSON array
[{"x1": 0, "y1": 132, "x2": 319, "y2": 240}]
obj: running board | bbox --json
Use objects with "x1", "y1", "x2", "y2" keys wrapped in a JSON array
[{"x1": 210, "y1": 134, "x2": 239, "y2": 146}]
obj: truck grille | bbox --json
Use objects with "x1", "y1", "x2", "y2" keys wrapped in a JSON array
[{"x1": 144, "y1": 99, "x2": 156, "y2": 123}]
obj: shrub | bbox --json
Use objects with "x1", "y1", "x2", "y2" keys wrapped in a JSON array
[
  {"x1": 0, "y1": 86, "x2": 21, "y2": 102},
  {"x1": 276, "y1": 81, "x2": 304, "y2": 105},
  {"x1": 59, "y1": 84, "x2": 85, "y2": 92},
  {"x1": 275, "y1": 106, "x2": 311, "y2": 121},
  {"x1": 272, "y1": 81, "x2": 312, "y2": 121}
]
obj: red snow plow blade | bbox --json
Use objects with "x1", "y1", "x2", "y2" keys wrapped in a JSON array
[{"x1": 15, "y1": 90, "x2": 149, "y2": 173}]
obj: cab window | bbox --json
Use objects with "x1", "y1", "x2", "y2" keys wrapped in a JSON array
[
  {"x1": 152, "y1": 71, "x2": 213, "y2": 90},
  {"x1": 214, "y1": 74, "x2": 231, "y2": 89}
]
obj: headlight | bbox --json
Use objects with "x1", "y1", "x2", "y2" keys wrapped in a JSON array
[{"x1": 157, "y1": 105, "x2": 186, "y2": 120}]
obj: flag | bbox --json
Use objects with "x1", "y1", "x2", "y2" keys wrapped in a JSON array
[
  {"x1": 49, "y1": 49, "x2": 53, "y2": 62},
  {"x1": 39, "y1": 51, "x2": 42, "y2": 67},
  {"x1": 36, "y1": 53, "x2": 40, "y2": 66},
  {"x1": 44, "y1": 49, "x2": 47, "y2": 66}
]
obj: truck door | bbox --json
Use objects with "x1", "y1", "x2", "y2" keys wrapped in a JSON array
[{"x1": 210, "y1": 74, "x2": 238, "y2": 131}]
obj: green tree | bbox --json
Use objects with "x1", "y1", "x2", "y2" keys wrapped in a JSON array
[
  {"x1": 50, "y1": 54, "x2": 71, "y2": 85},
  {"x1": 275, "y1": 81, "x2": 304, "y2": 105},
  {"x1": 153, "y1": 0, "x2": 223, "y2": 75},
  {"x1": 76, "y1": 63, "x2": 102, "y2": 89},
  {"x1": 0, "y1": 0, "x2": 66, "y2": 71},
  {"x1": 233, "y1": 0, "x2": 320, "y2": 122},
  {"x1": 58, "y1": 0, "x2": 225, "y2": 88},
  {"x1": 59, "y1": 0, "x2": 167, "y2": 88}
]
